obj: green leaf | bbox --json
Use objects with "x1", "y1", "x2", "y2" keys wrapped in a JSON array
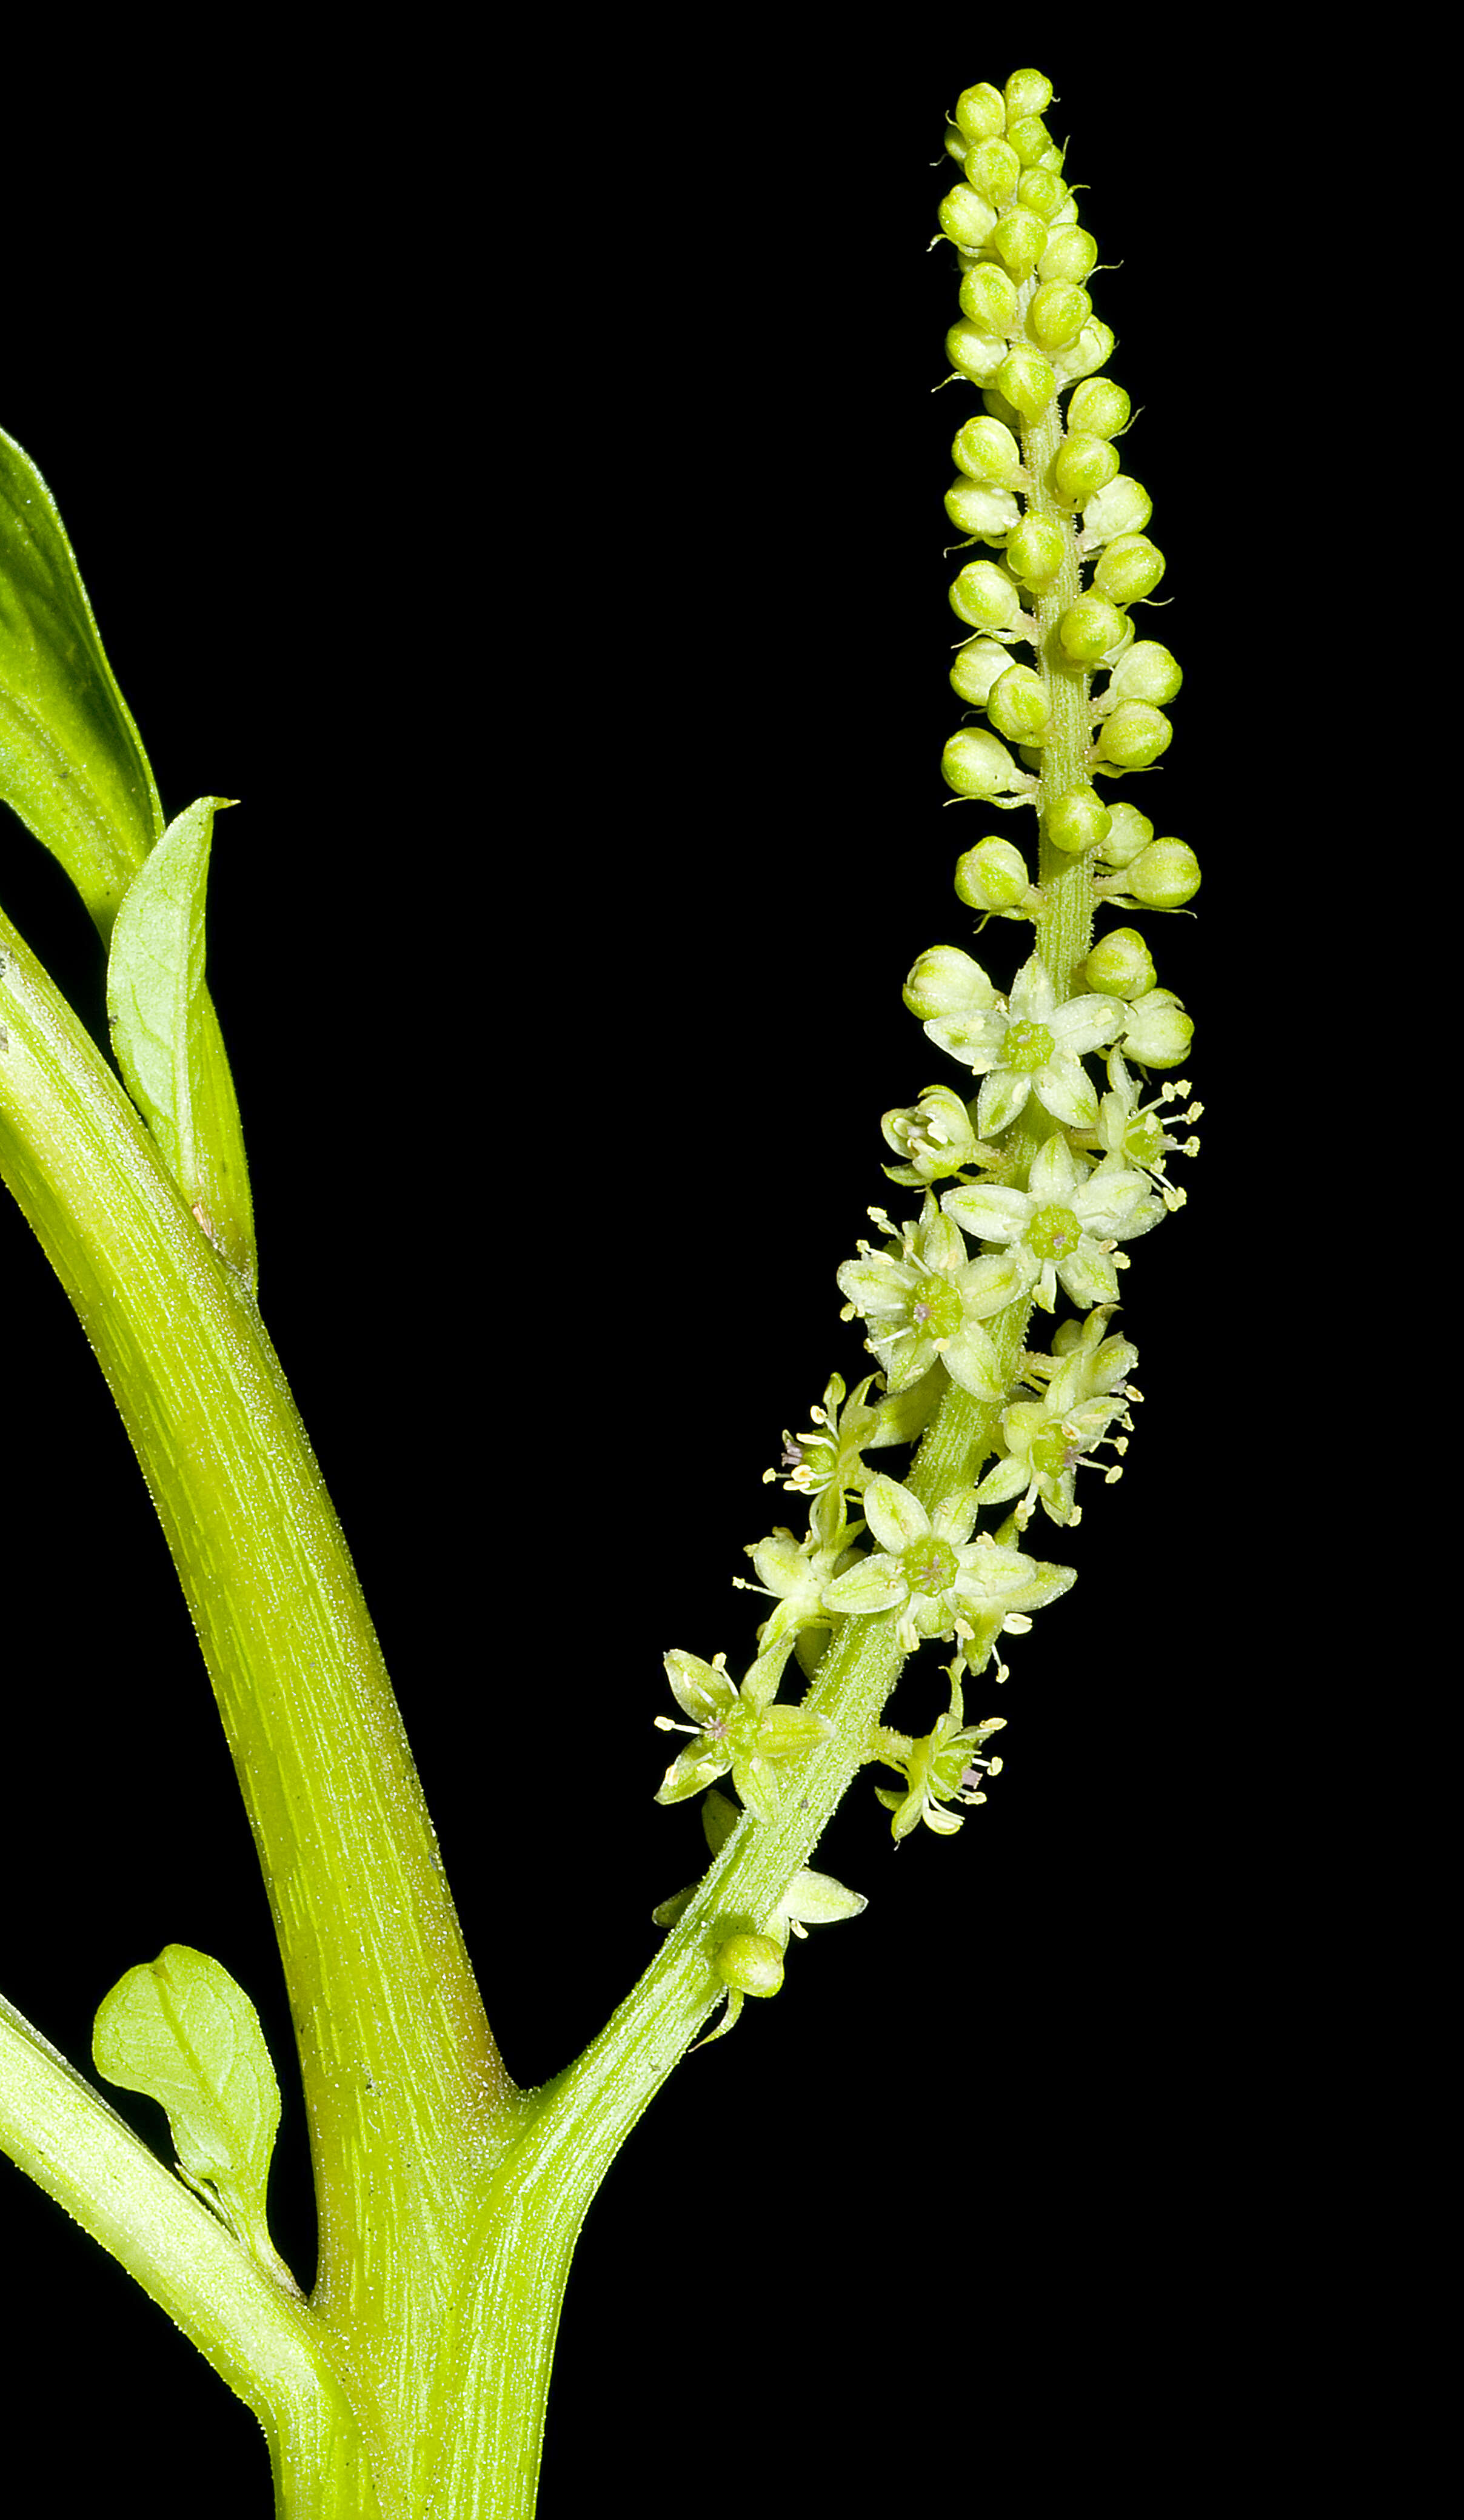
[
  {"x1": 0, "y1": 425, "x2": 160, "y2": 928},
  {"x1": 92, "y1": 1943, "x2": 298, "y2": 2293},
  {"x1": 3, "y1": 428, "x2": 256, "y2": 1286},
  {"x1": 105, "y1": 794, "x2": 255, "y2": 1282}
]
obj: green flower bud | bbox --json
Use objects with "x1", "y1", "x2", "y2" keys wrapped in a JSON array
[
  {"x1": 955, "y1": 836, "x2": 1031, "y2": 910},
  {"x1": 954, "y1": 82, "x2": 1006, "y2": 143},
  {"x1": 1083, "y1": 474, "x2": 1153, "y2": 543},
  {"x1": 964, "y1": 136, "x2": 1019, "y2": 204},
  {"x1": 991, "y1": 206, "x2": 1049, "y2": 280},
  {"x1": 952, "y1": 413, "x2": 1022, "y2": 486},
  {"x1": 1017, "y1": 165, "x2": 1067, "y2": 219},
  {"x1": 714, "y1": 1934, "x2": 784, "y2": 1998},
  {"x1": 1122, "y1": 988, "x2": 1194, "y2": 1067},
  {"x1": 1126, "y1": 839, "x2": 1201, "y2": 908},
  {"x1": 987, "y1": 663, "x2": 1050, "y2": 744},
  {"x1": 1098, "y1": 802, "x2": 1154, "y2": 866},
  {"x1": 1066, "y1": 375, "x2": 1131, "y2": 439},
  {"x1": 958, "y1": 261, "x2": 1020, "y2": 335},
  {"x1": 940, "y1": 726, "x2": 1029, "y2": 799},
  {"x1": 949, "y1": 558, "x2": 1024, "y2": 633},
  {"x1": 1004, "y1": 67, "x2": 1053, "y2": 119},
  {"x1": 994, "y1": 346, "x2": 1057, "y2": 422},
  {"x1": 1104, "y1": 640, "x2": 1182, "y2": 707},
  {"x1": 1053, "y1": 431, "x2": 1121, "y2": 508},
  {"x1": 950, "y1": 636, "x2": 1014, "y2": 705},
  {"x1": 1051, "y1": 318, "x2": 1117, "y2": 384},
  {"x1": 1004, "y1": 511, "x2": 1068, "y2": 588},
  {"x1": 1095, "y1": 702, "x2": 1172, "y2": 769},
  {"x1": 1038, "y1": 224, "x2": 1098, "y2": 284},
  {"x1": 1028, "y1": 281, "x2": 1092, "y2": 352},
  {"x1": 944, "y1": 319, "x2": 1006, "y2": 385},
  {"x1": 1092, "y1": 534, "x2": 1166, "y2": 603},
  {"x1": 1045, "y1": 785, "x2": 1111, "y2": 856},
  {"x1": 903, "y1": 943, "x2": 992, "y2": 1019},
  {"x1": 1005, "y1": 113, "x2": 1054, "y2": 169},
  {"x1": 944, "y1": 475, "x2": 1021, "y2": 541},
  {"x1": 938, "y1": 184, "x2": 999, "y2": 252},
  {"x1": 1085, "y1": 926, "x2": 1157, "y2": 999},
  {"x1": 1057, "y1": 593, "x2": 1128, "y2": 664}
]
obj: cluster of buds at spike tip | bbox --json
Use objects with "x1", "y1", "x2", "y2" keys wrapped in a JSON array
[{"x1": 935, "y1": 65, "x2": 1200, "y2": 1031}]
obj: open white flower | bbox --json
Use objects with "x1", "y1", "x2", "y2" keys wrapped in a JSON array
[
  {"x1": 943, "y1": 1131, "x2": 1158, "y2": 1312},
  {"x1": 820, "y1": 1472, "x2": 1074, "y2": 1667},
  {"x1": 924, "y1": 951, "x2": 1121, "y2": 1134}
]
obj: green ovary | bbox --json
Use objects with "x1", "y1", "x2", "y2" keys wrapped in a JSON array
[
  {"x1": 901, "y1": 1535, "x2": 959, "y2": 1597},
  {"x1": 1029, "y1": 1422, "x2": 1072, "y2": 1476},
  {"x1": 1025, "y1": 1202, "x2": 1081, "y2": 1262},
  {"x1": 1003, "y1": 1018, "x2": 1055, "y2": 1073},
  {"x1": 911, "y1": 1276, "x2": 964, "y2": 1341}
]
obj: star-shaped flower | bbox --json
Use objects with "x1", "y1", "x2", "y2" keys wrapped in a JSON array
[
  {"x1": 975, "y1": 1309, "x2": 1139, "y2": 1529},
  {"x1": 923, "y1": 951, "x2": 1122, "y2": 1135},
  {"x1": 819, "y1": 1472, "x2": 1074, "y2": 1668},
  {"x1": 653, "y1": 1637, "x2": 830, "y2": 1823},
  {"x1": 837, "y1": 1195, "x2": 1025, "y2": 1399},
  {"x1": 942, "y1": 1131, "x2": 1159, "y2": 1313},
  {"x1": 869, "y1": 1671, "x2": 1008, "y2": 1840}
]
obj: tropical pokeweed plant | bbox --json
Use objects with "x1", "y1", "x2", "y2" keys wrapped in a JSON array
[{"x1": 0, "y1": 64, "x2": 1200, "y2": 2517}]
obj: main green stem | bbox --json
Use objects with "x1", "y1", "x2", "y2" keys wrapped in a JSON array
[{"x1": 0, "y1": 905, "x2": 513, "y2": 2504}]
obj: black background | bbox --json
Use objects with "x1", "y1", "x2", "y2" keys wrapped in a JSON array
[{"x1": 1, "y1": 26, "x2": 1330, "y2": 2515}]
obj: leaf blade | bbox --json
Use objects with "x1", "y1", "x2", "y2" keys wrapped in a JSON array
[
  {"x1": 92, "y1": 1943, "x2": 296, "y2": 2291},
  {"x1": 105, "y1": 795, "x2": 256, "y2": 1282}
]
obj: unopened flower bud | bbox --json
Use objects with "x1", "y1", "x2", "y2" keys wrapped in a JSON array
[
  {"x1": 1054, "y1": 431, "x2": 1120, "y2": 507},
  {"x1": 1083, "y1": 474, "x2": 1153, "y2": 543},
  {"x1": 945, "y1": 319, "x2": 1006, "y2": 384},
  {"x1": 958, "y1": 261, "x2": 1020, "y2": 335},
  {"x1": 964, "y1": 136, "x2": 1019, "y2": 204},
  {"x1": 1066, "y1": 375, "x2": 1131, "y2": 439},
  {"x1": 950, "y1": 637, "x2": 1013, "y2": 705},
  {"x1": 949, "y1": 558, "x2": 1024, "y2": 633},
  {"x1": 1051, "y1": 318, "x2": 1115, "y2": 384},
  {"x1": 1122, "y1": 988, "x2": 1194, "y2": 1067},
  {"x1": 940, "y1": 726, "x2": 1029, "y2": 798},
  {"x1": 1103, "y1": 641, "x2": 1182, "y2": 708},
  {"x1": 994, "y1": 347, "x2": 1057, "y2": 422},
  {"x1": 714, "y1": 1934, "x2": 783, "y2": 1999},
  {"x1": 1092, "y1": 534, "x2": 1166, "y2": 603},
  {"x1": 1018, "y1": 165, "x2": 1066, "y2": 219},
  {"x1": 903, "y1": 943, "x2": 994, "y2": 1019},
  {"x1": 952, "y1": 414, "x2": 1022, "y2": 486},
  {"x1": 1095, "y1": 702, "x2": 1172, "y2": 769},
  {"x1": 1126, "y1": 840, "x2": 1200, "y2": 908},
  {"x1": 1045, "y1": 785, "x2": 1111, "y2": 856},
  {"x1": 1057, "y1": 594, "x2": 1128, "y2": 663},
  {"x1": 987, "y1": 663, "x2": 1050, "y2": 743},
  {"x1": 954, "y1": 82, "x2": 1006, "y2": 142},
  {"x1": 1085, "y1": 927, "x2": 1157, "y2": 999},
  {"x1": 1098, "y1": 802, "x2": 1154, "y2": 867},
  {"x1": 938, "y1": 184, "x2": 999, "y2": 252},
  {"x1": 944, "y1": 476, "x2": 1021, "y2": 540},
  {"x1": 1028, "y1": 280, "x2": 1091, "y2": 352},
  {"x1": 991, "y1": 207, "x2": 1048, "y2": 278},
  {"x1": 1038, "y1": 224, "x2": 1098, "y2": 284},
  {"x1": 955, "y1": 836, "x2": 1031, "y2": 910},
  {"x1": 1005, "y1": 113, "x2": 1054, "y2": 168},
  {"x1": 1004, "y1": 67, "x2": 1054, "y2": 118},
  {"x1": 1004, "y1": 511, "x2": 1068, "y2": 587}
]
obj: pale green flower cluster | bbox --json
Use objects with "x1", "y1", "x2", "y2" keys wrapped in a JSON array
[{"x1": 651, "y1": 65, "x2": 1202, "y2": 1931}]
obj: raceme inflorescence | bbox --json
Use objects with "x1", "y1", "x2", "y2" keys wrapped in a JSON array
[{"x1": 651, "y1": 63, "x2": 1201, "y2": 2005}]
